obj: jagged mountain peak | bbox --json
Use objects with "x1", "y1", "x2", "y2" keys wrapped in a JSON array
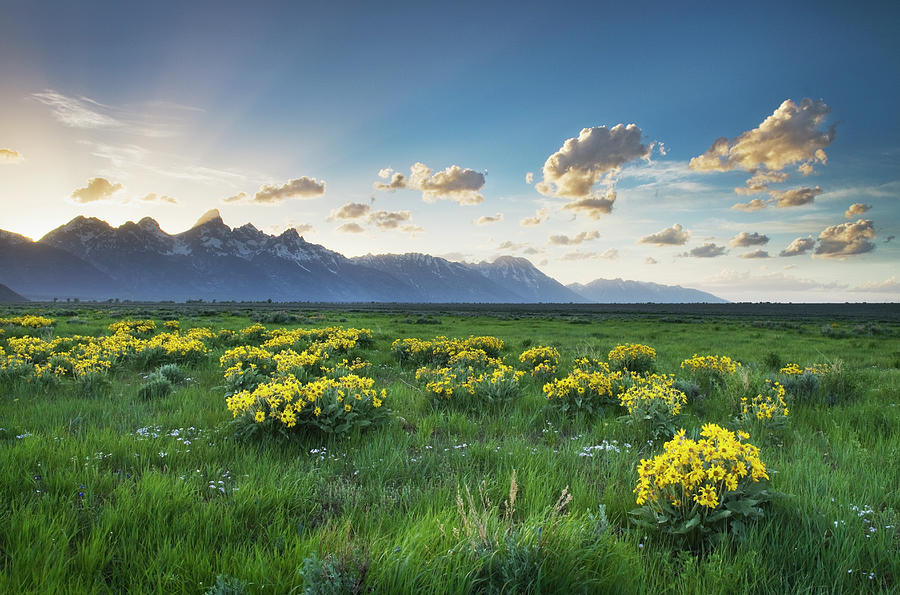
[
  {"x1": 192, "y1": 208, "x2": 225, "y2": 229},
  {"x1": 137, "y1": 216, "x2": 163, "y2": 231}
]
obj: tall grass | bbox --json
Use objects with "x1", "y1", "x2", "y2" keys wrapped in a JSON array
[{"x1": 0, "y1": 307, "x2": 898, "y2": 592}]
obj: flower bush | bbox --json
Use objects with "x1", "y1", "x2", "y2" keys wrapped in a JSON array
[
  {"x1": 416, "y1": 362, "x2": 525, "y2": 407},
  {"x1": 680, "y1": 354, "x2": 741, "y2": 395},
  {"x1": 739, "y1": 380, "x2": 789, "y2": 432},
  {"x1": 227, "y1": 373, "x2": 389, "y2": 437},
  {"x1": 0, "y1": 315, "x2": 54, "y2": 328},
  {"x1": 608, "y1": 343, "x2": 656, "y2": 373},
  {"x1": 518, "y1": 346, "x2": 560, "y2": 379},
  {"x1": 392, "y1": 335, "x2": 504, "y2": 366},
  {"x1": 631, "y1": 423, "x2": 772, "y2": 541},
  {"x1": 543, "y1": 359, "x2": 622, "y2": 415},
  {"x1": 618, "y1": 373, "x2": 687, "y2": 440}
]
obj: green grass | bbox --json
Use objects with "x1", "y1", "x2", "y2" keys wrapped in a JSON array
[{"x1": 1, "y1": 305, "x2": 898, "y2": 593}]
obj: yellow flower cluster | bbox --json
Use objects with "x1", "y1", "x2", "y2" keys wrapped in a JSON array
[
  {"x1": 392, "y1": 335, "x2": 505, "y2": 365},
  {"x1": 608, "y1": 343, "x2": 656, "y2": 372},
  {"x1": 779, "y1": 363, "x2": 829, "y2": 375},
  {"x1": 741, "y1": 381, "x2": 789, "y2": 421},
  {"x1": 226, "y1": 373, "x2": 386, "y2": 430},
  {"x1": 634, "y1": 423, "x2": 769, "y2": 509},
  {"x1": 518, "y1": 346, "x2": 560, "y2": 377},
  {"x1": 108, "y1": 319, "x2": 156, "y2": 335},
  {"x1": 618, "y1": 373, "x2": 687, "y2": 416},
  {"x1": 416, "y1": 358, "x2": 525, "y2": 403},
  {"x1": 680, "y1": 354, "x2": 741, "y2": 375},
  {"x1": 0, "y1": 315, "x2": 54, "y2": 328},
  {"x1": 448, "y1": 348, "x2": 501, "y2": 370},
  {"x1": 220, "y1": 345, "x2": 277, "y2": 379}
]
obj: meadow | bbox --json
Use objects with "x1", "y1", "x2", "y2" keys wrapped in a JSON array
[{"x1": 1, "y1": 303, "x2": 898, "y2": 593}]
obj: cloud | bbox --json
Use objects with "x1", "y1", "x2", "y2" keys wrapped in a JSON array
[
  {"x1": 854, "y1": 276, "x2": 900, "y2": 293},
  {"x1": 292, "y1": 224, "x2": 315, "y2": 234},
  {"x1": 222, "y1": 192, "x2": 248, "y2": 203},
  {"x1": 561, "y1": 251, "x2": 597, "y2": 261},
  {"x1": 561, "y1": 193, "x2": 617, "y2": 219},
  {"x1": 681, "y1": 243, "x2": 727, "y2": 258},
  {"x1": 797, "y1": 162, "x2": 815, "y2": 176},
  {"x1": 70, "y1": 177, "x2": 124, "y2": 203},
  {"x1": 844, "y1": 203, "x2": 871, "y2": 218},
  {"x1": 370, "y1": 210, "x2": 412, "y2": 230},
  {"x1": 731, "y1": 198, "x2": 768, "y2": 212},
  {"x1": 521, "y1": 207, "x2": 549, "y2": 226},
  {"x1": 598, "y1": 248, "x2": 618, "y2": 259},
  {"x1": 525, "y1": 172, "x2": 534, "y2": 184},
  {"x1": 474, "y1": 213, "x2": 503, "y2": 226},
  {"x1": 535, "y1": 124, "x2": 651, "y2": 203},
  {"x1": 689, "y1": 98, "x2": 834, "y2": 174},
  {"x1": 374, "y1": 168, "x2": 406, "y2": 191},
  {"x1": 523, "y1": 247, "x2": 541, "y2": 255},
  {"x1": 336, "y1": 223, "x2": 365, "y2": 234},
  {"x1": 376, "y1": 163, "x2": 485, "y2": 204},
  {"x1": 739, "y1": 249, "x2": 770, "y2": 259},
  {"x1": 730, "y1": 231, "x2": 770, "y2": 247},
  {"x1": 548, "y1": 230, "x2": 600, "y2": 246},
  {"x1": 252, "y1": 177, "x2": 325, "y2": 203},
  {"x1": 779, "y1": 236, "x2": 815, "y2": 257},
  {"x1": 770, "y1": 186, "x2": 821, "y2": 208},
  {"x1": 137, "y1": 192, "x2": 177, "y2": 204},
  {"x1": 32, "y1": 90, "x2": 123, "y2": 129},
  {"x1": 702, "y1": 269, "x2": 848, "y2": 293},
  {"x1": 814, "y1": 219, "x2": 876, "y2": 258},
  {"x1": 734, "y1": 171, "x2": 789, "y2": 195},
  {"x1": 0, "y1": 148, "x2": 23, "y2": 164},
  {"x1": 644, "y1": 257, "x2": 658, "y2": 265},
  {"x1": 401, "y1": 224, "x2": 425, "y2": 236},
  {"x1": 639, "y1": 223, "x2": 690, "y2": 246},
  {"x1": 498, "y1": 241, "x2": 528, "y2": 251},
  {"x1": 330, "y1": 202, "x2": 371, "y2": 220}
]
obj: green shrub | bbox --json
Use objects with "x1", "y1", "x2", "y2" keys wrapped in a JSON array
[{"x1": 138, "y1": 372, "x2": 173, "y2": 400}]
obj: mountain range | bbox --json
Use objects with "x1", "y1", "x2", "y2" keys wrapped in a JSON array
[{"x1": 0, "y1": 211, "x2": 726, "y2": 303}]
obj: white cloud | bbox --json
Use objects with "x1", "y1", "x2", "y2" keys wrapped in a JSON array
[
  {"x1": 520, "y1": 207, "x2": 549, "y2": 226},
  {"x1": 729, "y1": 231, "x2": 770, "y2": 247},
  {"x1": 253, "y1": 177, "x2": 325, "y2": 203},
  {"x1": 598, "y1": 248, "x2": 619, "y2": 259},
  {"x1": 548, "y1": 230, "x2": 600, "y2": 246},
  {"x1": 732, "y1": 198, "x2": 768, "y2": 212},
  {"x1": 682, "y1": 243, "x2": 727, "y2": 258},
  {"x1": 814, "y1": 219, "x2": 876, "y2": 258},
  {"x1": 222, "y1": 192, "x2": 247, "y2": 203},
  {"x1": 779, "y1": 236, "x2": 815, "y2": 257},
  {"x1": 734, "y1": 171, "x2": 789, "y2": 195},
  {"x1": 644, "y1": 257, "x2": 658, "y2": 265},
  {"x1": 534, "y1": 124, "x2": 651, "y2": 215},
  {"x1": 689, "y1": 98, "x2": 834, "y2": 174},
  {"x1": 474, "y1": 213, "x2": 503, "y2": 226},
  {"x1": 854, "y1": 276, "x2": 900, "y2": 293},
  {"x1": 375, "y1": 163, "x2": 485, "y2": 204},
  {"x1": 370, "y1": 210, "x2": 412, "y2": 230},
  {"x1": 137, "y1": 192, "x2": 177, "y2": 204},
  {"x1": 525, "y1": 172, "x2": 534, "y2": 184},
  {"x1": 639, "y1": 223, "x2": 690, "y2": 246},
  {"x1": 70, "y1": 177, "x2": 124, "y2": 203},
  {"x1": 330, "y1": 202, "x2": 371, "y2": 220},
  {"x1": 561, "y1": 193, "x2": 617, "y2": 219},
  {"x1": 336, "y1": 222, "x2": 365, "y2": 234},
  {"x1": 498, "y1": 241, "x2": 528, "y2": 251},
  {"x1": 844, "y1": 203, "x2": 871, "y2": 218},
  {"x1": 32, "y1": 90, "x2": 122, "y2": 129},
  {"x1": 739, "y1": 249, "x2": 770, "y2": 259},
  {"x1": 771, "y1": 186, "x2": 821, "y2": 208},
  {"x1": 0, "y1": 148, "x2": 23, "y2": 164},
  {"x1": 560, "y1": 251, "x2": 597, "y2": 261}
]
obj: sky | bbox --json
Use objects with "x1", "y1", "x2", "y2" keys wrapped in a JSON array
[{"x1": 1, "y1": 0, "x2": 898, "y2": 302}]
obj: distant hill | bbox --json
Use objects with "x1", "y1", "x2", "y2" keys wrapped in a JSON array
[
  {"x1": 0, "y1": 282, "x2": 28, "y2": 303},
  {"x1": 568, "y1": 278, "x2": 727, "y2": 303},
  {"x1": 0, "y1": 213, "x2": 725, "y2": 303}
]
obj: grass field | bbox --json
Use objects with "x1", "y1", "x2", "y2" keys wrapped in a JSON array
[{"x1": 1, "y1": 303, "x2": 899, "y2": 593}]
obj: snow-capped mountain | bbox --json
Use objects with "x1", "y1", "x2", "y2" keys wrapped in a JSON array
[
  {"x1": 567, "y1": 279, "x2": 727, "y2": 303},
  {"x1": 471, "y1": 256, "x2": 585, "y2": 303},
  {"x1": 0, "y1": 213, "x2": 726, "y2": 303}
]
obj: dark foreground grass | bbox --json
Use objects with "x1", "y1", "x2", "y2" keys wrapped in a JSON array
[{"x1": 1, "y1": 306, "x2": 899, "y2": 593}]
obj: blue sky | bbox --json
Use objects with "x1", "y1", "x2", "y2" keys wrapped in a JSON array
[{"x1": 1, "y1": 0, "x2": 898, "y2": 301}]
